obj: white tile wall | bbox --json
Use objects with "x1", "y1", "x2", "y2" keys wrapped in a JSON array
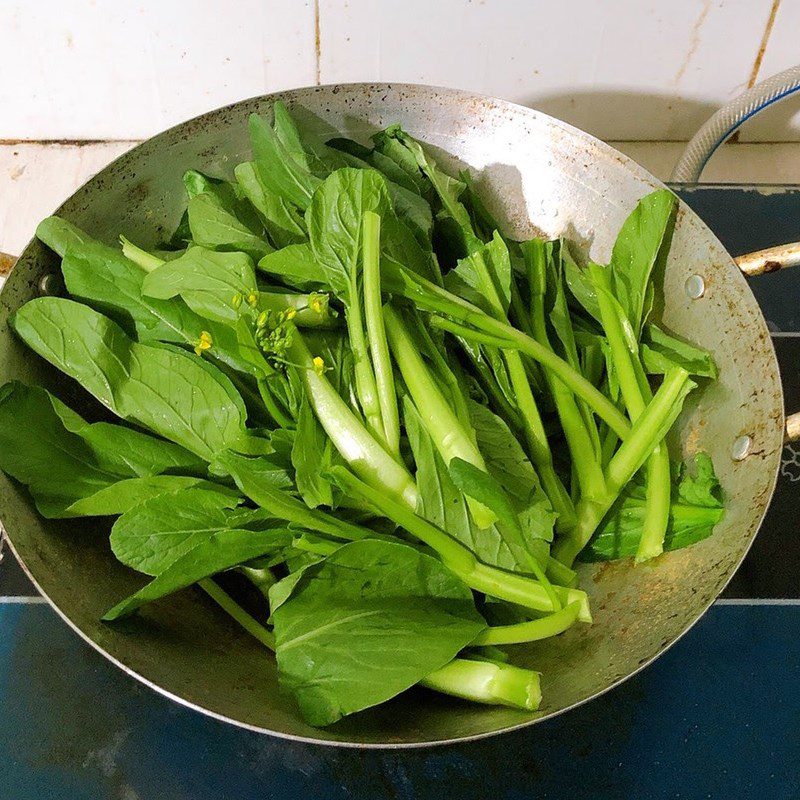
[
  {"x1": 739, "y1": 0, "x2": 800, "y2": 142},
  {"x1": 318, "y1": 0, "x2": 775, "y2": 141},
  {"x1": 1, "y1": 0, "x2": 799, "y2": 142},
  {"x1": 2, "y1": 1, "x2": 317, "y2": 139}
]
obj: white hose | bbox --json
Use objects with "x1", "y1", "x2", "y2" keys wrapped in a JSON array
[{"x1": 671, "y1": 64, "x2": 800, "y2": 183}]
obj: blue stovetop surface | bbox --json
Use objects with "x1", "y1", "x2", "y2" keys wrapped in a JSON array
[{"x1": 1, "y1": 185, "x2": 799, "y2": 800}]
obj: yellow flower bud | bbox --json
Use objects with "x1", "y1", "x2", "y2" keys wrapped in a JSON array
[
  {"x1": 231, "y1": 293, "x2": 243, "y2": 309},
  {"x1": 312, "y1": 356, "x2": 325, "y2": 375},
  {"x1": 257, "y1": 311, "x2": 268, "y2": 328},
  {"x1": 285, "y1": 307, "x2": 297, "y2": 320},
  {"x1": 247, "y1": 292, "x2": 258, "y2": 307},
  {"x1": 194, "y1": 331, "x2": 213, "y2": 356}
]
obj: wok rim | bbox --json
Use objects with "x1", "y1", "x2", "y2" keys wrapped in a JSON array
[{"x1": 0, "y1": 81, "x2": 784, "y2": 748}]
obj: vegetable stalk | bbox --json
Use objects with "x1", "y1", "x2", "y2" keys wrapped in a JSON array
[
  {"x1": 420, "y1": 658, "x2": 541, "y2": 711},
  {"x1": 472, "y1": 601, "x2": 582, "y2": 645},
  {"x1": 329, "y1": 466, "x2": 592, "y2": 621},
  {"x1": 362, "y1": 211, "x2": 401, "y2": 458},
  {"x1": 461, "y1": 249, "x2": 575, "y2": 531},
  {"x1": 590, "y1": 263, "x2": 671, "y2": 562},
  {"x1": 286, "y1": 326, "x2": 420, "y2": 509},
  {"x1": 394, "y1": 269, "x2": 631, "y2": 438},
  {"x1": 384, "y1": 305, "x2": 497, "y2": 529},
  {"x1": 553, "y1": 367, "x2": 693, "y2": 566}
]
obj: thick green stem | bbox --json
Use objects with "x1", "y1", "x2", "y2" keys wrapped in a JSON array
[
  {"x1": 199, "y1": 578, "x2": 275, "y2": 650},
  {"x1": 329, "y1": 466, "x2": 591, "y2": 621},
  {"x1": 287, "y1": 327, "x2": 419, "y2": 509},
  {"x1": 466, "y1": 250, "x2": 574, "y2": 530},
  {"x1": 120, "y1": 235, "x2": 165, "y2": 273},
  {"x1": 401, "y1": 273, "x2": 630, "y2": 438},
  {"x1": 260, "y1": 292, "x2": 336, "y2": 328},
  {"x1": 590, "y1": 263, "x2": 672, "y2": 562},
  {"x1": 420, "y1": 658, "x2": 541, "y2": 711},
  {"x1": 413, "y1": 309, "x2": 474, "y2": 438},
  {"x1": 362, "y1": 211, "x2": 400, "y2": 459},
  {"x1": 384, "y1": 306, "x2": 496, "y2": 529},
  {"x1": 529, "y1": 268, "x2": 606, "y2": 504},
  {"x1": 637, "y1": 445, "x2": 672, "y2": 562},
  {"x1": 346, "y1": 273, "x2": 385, "y2": 445},
  {"x1": 553, "y1": 367, "x2": 693, "y2": 566},
  {"x1": 472, "y1": 601, "x2": 582, "y2": 645}
]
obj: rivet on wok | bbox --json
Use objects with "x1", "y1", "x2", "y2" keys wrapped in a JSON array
[
  {"x1": 731, "y1": 435, "x2": 752, "y2": 461},
  {"x1": 685, "y1": 275, "x2": 705, "y2": 299},
  {"x1": 38, "y1": 274, "x2": 60, "y2": 296}
]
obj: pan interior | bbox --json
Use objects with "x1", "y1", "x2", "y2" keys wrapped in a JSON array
[{"x1": 0, "y1": 84, "x2": 783, "y2": 746}]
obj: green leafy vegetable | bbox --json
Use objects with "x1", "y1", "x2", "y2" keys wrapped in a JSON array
[
  {"x1": 271, "y1": 539, "x2": 486, "y2": 726},
  {"x1": 0, "y1": 381, "x2": 208, "y2": 517},
  {"x1": 104, "y1": 526, "x2": 292, "y2": 620},
  {"x1": 12, "y1": 299, "x2": 262, "y2": 460},
  {"x1": 4, "y1": 104, "x2": 726, "y2": 727}
]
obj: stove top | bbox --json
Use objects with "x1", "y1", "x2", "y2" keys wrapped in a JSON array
[{"x1": 1, "y1": 185, "x2": 799, "y2": 800}]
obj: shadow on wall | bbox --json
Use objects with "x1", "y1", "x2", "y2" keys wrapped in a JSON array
[{"x1": 522, "y1": 90, "x2": 721, "y2": 141}]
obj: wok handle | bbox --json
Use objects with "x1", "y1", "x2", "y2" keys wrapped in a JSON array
[
  {"x1": 735, "y1": 242, "x2": 800, "y2": 276},
  {"x1": 785, "y1": 414, "x2": 800, "y2": 443},
  {"x1": 734, "y1": 244, "x2": 800, "y2": 441}
]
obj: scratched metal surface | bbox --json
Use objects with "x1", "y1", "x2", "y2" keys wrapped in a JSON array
[{"x1": 0, "y1": 185, "x2": 799, "y2": 797}]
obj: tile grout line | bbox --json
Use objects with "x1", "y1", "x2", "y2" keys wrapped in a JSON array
[
  {"x1": 0, "y1": 596, "x2": 48, "y2": 604},
  {"x1": 314, "y1": 0, "x2": 321, "y2": 86}
]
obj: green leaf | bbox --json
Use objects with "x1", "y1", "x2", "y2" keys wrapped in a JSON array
[
  {"x1": 63, "y1": 475, "x2": 219, "y2": 517},
  {"x1": 467, "y1": 400, "x2": 555, "y2": 546},
  {"x1": 372, "y1": 128, "x2": 431, "y2": 195},
  {"x1": 257, "y1": 243, "x2": 327, "y2": 291},
  {"x1": 249, "y1": 113, "x2": 321, "y2": 211},
  {"x1": 676, "y1": 452, "x2": 723, "y2": 508},
  {"x1": 0, "y1": 381, "x2": 204, "y2": 518},
  {"x1": 103, "y1": 526, "x2": 291, "y2": 620},
  {"x1": 214, "y1": 450, "x2": 369, "y2": 542},
  {"x1": 272, "y1": 101, "x2": 314, "y2": 172},
  {"x1": 580, "y1": 453, "x2": 723, "y2": 561},
  {"x1": 142, "y1": 247, "x2": 258, "y2": 325},
  {"x1": 329, "y1": 137, "x2": 426, "y2": 195},
  {"x1": 306, "y1": 167, "x2": 393, "y2": 298},
  {"x1": 234, "y1": 162, "x2": 307, "y2": 248},
  {"x1": 641, "y1": 324, "x2": 718, "y2": 379},
  {"x1": 187, "y1": 192, "x2": 272, "y2": 260},
  {"x1": 375, "y1": 126, "x2": 477, "y2": 254},
  {"x1": 447, "y1": 457, "x2": 539, "y2": 570},
  {"x1": 563, "y1": 245, "x2": 601, "y2": 323},
  {"x1": 12, "y1": 299, "x2": 257, "y2": 460},
  {"x1": 36, "y1": 215, "x2": 93, "y2": 256},
  {"x1": 291, "y1": 395, "x2": 334, "y2": 508},
  {"x1": 109, "y1": 486, "x2": 264, "y2": 575},
  {"x1": 609, "y1": 189, "x2": 676, "y2": 333},
  {"x1": 454, "y1": 231, "x2": 512, "y2": 312},
  {"x1": 404, "y1": 399, "x2": 545, "y2": 572},
  {"x1": 37, "y1": 217, "x2": 256, "y2": 376},
  {"x1": 271, "y1": 538, "x2": 486, "y2": 726},
  {"x1": 380, "y1": 214, "x2": 435, "y2": 282}
]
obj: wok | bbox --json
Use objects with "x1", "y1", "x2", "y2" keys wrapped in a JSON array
[{"x1": 0, "y1": 83, "x2": 795, "y2": 747}]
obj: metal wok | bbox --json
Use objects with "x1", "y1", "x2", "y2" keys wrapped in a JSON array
[{"x1": 0, "y1": 84, "x2": 793, "y2": 746}]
